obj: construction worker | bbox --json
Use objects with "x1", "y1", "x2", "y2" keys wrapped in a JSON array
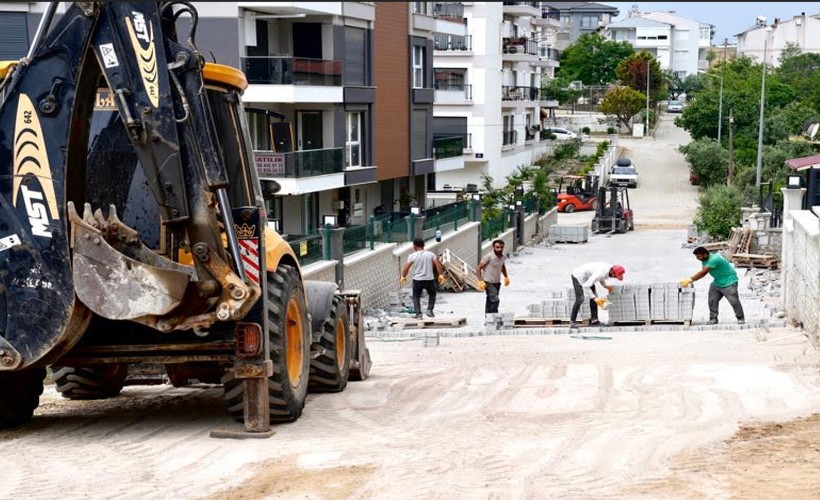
[
  {"x1": 569, "y1": 262, "x2": 625, "y2": 329},
  {"x1": 477, "y1": 239, "x2": 510, "y2": 314},
  {"x1": 680, "y1": 246, "x2": 745, "y2": 325},
  {"x1": 400, "y1": 238, "x2": 446, "y2": 319}
]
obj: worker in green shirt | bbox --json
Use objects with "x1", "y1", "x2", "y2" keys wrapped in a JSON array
[{"x1": 680, "y1": 246, "x2": 745, "y2": 325}]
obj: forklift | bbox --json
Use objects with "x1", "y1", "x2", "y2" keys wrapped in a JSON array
[
  {"x1": 590, "y1": 185, "x2": 634, "y2": 233},
  {"x1": 556, "y1": 173, "x2": 599, "y2": 213}
]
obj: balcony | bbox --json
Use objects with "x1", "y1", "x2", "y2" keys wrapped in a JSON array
[
  {"x1": 433, "y1": 2, "x2": 465, "y2": 24},
  {"x1": 434, "y1": 82, "x2": 472, "y2": 104},
  {"x1": 535, "y1": 46, "x2": 561, "y2": 68},
  {"x1": 254, "y1": 147, "x2": 345, "y2": 195},
  {"x1": 434, "y1": 34, "x2": 472, "y2": 52},
  {"x1": 533, "y1": 9, "x2": 561, "y2": 27},
  {"x1": 242, "y1": 57, "x2": 341, "y2": 86},
  {"x1": 502, "y1": 2, "x2": 540, "y2": 17},
  {"x1": 502, "y1": 85, "x2": 539, "y2": 102},
  {"x1": 433, "y1": 136, "x2": 467, "y2": 160},
  {"x1": 502, "y1": 38, "x2": 538, "y2": 60}
]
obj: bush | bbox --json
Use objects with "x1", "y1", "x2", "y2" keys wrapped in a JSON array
[
  {"x1": 581, "y1": 126, "x2": 591, "y2": 134},
  {"x1": 694, "y1": 184, "x2": 742, "y2": 240},
  {"x1": 607, "y1": 126, "x2": 616, "y2": 134},
  {"x1": 552, "y1": 139, "x2": 580, "y2": 160}
]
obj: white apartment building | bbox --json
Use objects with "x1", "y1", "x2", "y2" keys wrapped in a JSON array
[
  {"x1": 432, "y1": 2, "x2": 561, "y2": 191},
  {"x1": 737, "y1": 12, "x2": 820, "y2": 67},
  {"x1": 606, "y1": 8, "x2": 712, "y2": 77}
]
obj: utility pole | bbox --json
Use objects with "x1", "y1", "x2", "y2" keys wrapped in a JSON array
[{"x1": 728, "y1": 109, "x2": 735, "y2": 186}]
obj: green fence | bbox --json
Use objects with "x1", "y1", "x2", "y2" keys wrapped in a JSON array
[
  {"x1": 422, "y1": 201, "x2": 471, "y2": 239},
  {"x1": 342, "y1": 224, "x2": 368, "y2": 254},
  {"x1": 287, "y1": 233, "x2": 323, "y2": 266},
  {"x1": 481, "y1": 212, "x2": 508, "y2": 241}
]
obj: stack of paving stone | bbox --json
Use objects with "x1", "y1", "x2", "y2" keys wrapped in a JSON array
[
  {"x1": 608, "y1": 283, "x2": 695, "y2": 322},
  {"x1": 549, "y1": 224, "x2": 589, "y2": 244},
  {"x1": 485, "y1": 312, "x2": 515, "y2": 331},
  {"x1": 526, "y1": 291, "x2": 570, "y2": 318}
]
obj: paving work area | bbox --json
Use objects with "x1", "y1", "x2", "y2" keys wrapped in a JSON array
[{"x1": 4, "y1": 116, "x2": 820, "y2": 500}]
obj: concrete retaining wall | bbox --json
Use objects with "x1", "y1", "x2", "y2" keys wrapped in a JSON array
[{"x1": 781, "y1": 209, "x2": 820, "y2": 344}]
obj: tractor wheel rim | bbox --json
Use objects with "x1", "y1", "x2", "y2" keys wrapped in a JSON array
[
  {"x1": 335, "y1": 319, "x2": 346, "y2": 370},
  {"x1": 285, "y1": 298, "x2": 304, "y2": 386}
]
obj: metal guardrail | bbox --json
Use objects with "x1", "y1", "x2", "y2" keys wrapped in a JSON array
[{"x1": 241, "y1": 56, "x2": 342, "y2": 86}]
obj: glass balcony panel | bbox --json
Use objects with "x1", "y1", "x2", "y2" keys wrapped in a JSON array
[{"x1": 241, "y1": 57, "x2": 342, "y2": 86}]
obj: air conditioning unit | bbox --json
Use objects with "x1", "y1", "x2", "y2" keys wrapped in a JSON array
[{"x1": 569, "y1": 80, "x2": 583, "y2": 91}]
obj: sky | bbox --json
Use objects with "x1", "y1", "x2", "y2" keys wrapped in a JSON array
[{"x1": 605, "y1": 2, "x2": 820, "y2": 43}]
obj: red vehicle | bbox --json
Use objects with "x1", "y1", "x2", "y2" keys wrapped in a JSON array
[{"x1": 556, "y1": 174, "x2": 599, "y2": 213}]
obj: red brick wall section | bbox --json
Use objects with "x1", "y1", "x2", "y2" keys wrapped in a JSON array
[{"x1": 374, "y1": 3, "x2": 409, "y2": 181}]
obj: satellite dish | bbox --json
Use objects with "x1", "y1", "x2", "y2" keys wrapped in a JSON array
[{"x1": 807, "y1": 123, "x2": 819, "y2": 141}]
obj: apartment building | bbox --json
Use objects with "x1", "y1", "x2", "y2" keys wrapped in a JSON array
[
  {"x1": 606, "y1": 8, "x2": 712, "y2": 77},
  {"x1": 432, "y1": 2, "x2": 561, "y2": 191},
  {"x1": 540, "y1": 1, "x2": 620, "y2": 51},
  {"x1": 736, "y1": 12, "x2": 820, "y2": 68}
]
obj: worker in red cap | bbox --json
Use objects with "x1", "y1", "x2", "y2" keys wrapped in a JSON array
[{"x1": 569, "y1": 262, "x2": 625, "y2": 329}]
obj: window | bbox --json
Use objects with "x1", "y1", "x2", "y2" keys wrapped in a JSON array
[
  {"x1": 345, "y1": 112, "x2": 362, "y2": 167},
  {"x1": 413, "y1": 45, "x2": 425, "y2": 88},
  {"x1": 246, "y1": 112, "x2": 271, "y2": 150},
  {"x1": 411, "y1": 2, "x2": 424, "y2": 15},
  {"x1": 580, "y1": 15, "x2": 599, "y2": 28},
  {"x1": 344, "y1": 27, "x2": 366, "y2": 86},
  {"x1": 560, "y1": 15, "x2": 571, "y2": 25},
  {"x1": 434, "y1": 68, "x2": 466, "y2": 90}
]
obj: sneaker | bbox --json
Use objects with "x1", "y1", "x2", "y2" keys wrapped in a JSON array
[
  {"x1": 569, "y1": 322, "x2": 579, "y2": 330},
  {"x1": 707, "y1": 319, "x2": 718, "y2": 325},
  {"x1": 589, "y1": 320, "x2": 601, "y2": 326},
  {"x1": 426, "y1": 310, "x2": 435, "y2": 318},
  {"x1": 414, "y1": 313, "x2": 423, "y2": 319},
  {"x1": 738, "y1": 319, "x2": 745, "y2": 325}
]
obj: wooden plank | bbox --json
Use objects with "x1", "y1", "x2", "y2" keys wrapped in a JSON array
[
  {"x1": 403, "y1": 317, "x2": 467, "y2": 329},
  {"x1": 611, "y1": 319, "x2": 691, "y2": 327},
  {"x1": 513, "y1": 318, "x2": 589, "y2": 327}
]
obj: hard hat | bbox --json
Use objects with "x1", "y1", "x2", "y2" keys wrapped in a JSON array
[{"x1": 611, "y1": 265, "x2": 626, "y2": 279}]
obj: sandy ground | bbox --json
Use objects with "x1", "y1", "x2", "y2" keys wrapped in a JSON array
[{"x1": 3, "y1": 116, "x2": 820, "y2": 499}]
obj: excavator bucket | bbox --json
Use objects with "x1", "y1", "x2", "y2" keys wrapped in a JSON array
[{"x1": 68, "y1": 202, "x2": 193, "y2": 320}]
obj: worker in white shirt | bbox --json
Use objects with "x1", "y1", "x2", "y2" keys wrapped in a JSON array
[{"x1": 569, "y1": 262, "x2": 625, "y2": 329}]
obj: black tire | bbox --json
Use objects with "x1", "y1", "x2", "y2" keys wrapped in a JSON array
[
  {"x1": 628, "y1": 218, "x2": 635, "y2": 231},
  {"x1": 224, "y1": 264, "x2": 310, "y2": 423},
  {"x1": 52, "y1": 364, "x2": 128, "y2": 400},
  {"x1": 0, "y1": 368, "x2": 45, "y2": 428},
  {"x1": 616, "y1": 219, "x2": 626, "y2": 233},
  {"x1": 308, "y1": 295, "x2": 350, "y2": 393},
  {"x1": 564, "y1": 203, "x2": 575, "y2": 214},
  {"x1": 591, "y1": 220, "x2": 599, "y2": 233}
]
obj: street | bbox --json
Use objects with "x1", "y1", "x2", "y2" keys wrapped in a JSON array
[{"x1": 2, "y1": 116, "x2": 820, "y2": 499}]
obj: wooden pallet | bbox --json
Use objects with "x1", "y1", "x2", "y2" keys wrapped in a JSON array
[
  {"x1": 403, "y1": 317, "x2": 467, "y2": 329},
  {"x1": 513, "y1": 318, "x2": 590, "y2": 327},
  {"x1": 611, "y1": 319, "x2": 691, "y2": 327},
  {"x1": 550, "y1": 240, "x2": 587, "y2": 244},
  {"x1": 731, "y1": 252, "x2": 779, "y2": 269},
  {"x1": 439, "y1": 249, "x2": 483, "y2": 292}
]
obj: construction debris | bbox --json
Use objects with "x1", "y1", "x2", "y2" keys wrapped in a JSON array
[{"x1": 438, "y1": 249, "x2": 483, "y2": 292}]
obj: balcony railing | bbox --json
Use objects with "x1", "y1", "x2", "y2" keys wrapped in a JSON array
[
  {"x1": 503, "y1": 2, "x2": 539, "y2": 7},
  {"x1": 254, "y1": 147, "x2": 344, "y2": 178},
  {"x1": 241, "y1": 56, "x2": 342, "y2": 86},
  {"x1": 433, "y1": 136, "x2": 467, "y2": 159},
  {"x1": 434, "y1": 34, "x2": 472, "y2": 51},
  {"x1": 434, "y1": 81, "x2": 472, "y2": 100},
  {"x1": 433, "y1": 2, "x2": 465, "y2": 23},
  {"x1": 541, "y1": 9, "x2": 560, "y2": 21},
  {"x1": 502, "y1": 85, "x2": 539, "y2": 101},
  {"x1": 502, "y1": 130, "x2": 517, "y2": 146},
  {"x1": 502, "y1": 38, "x2": 538, "y2": 56},
  {"x1": 539, "y1": 47, "x2": 561, "y2": 61}
]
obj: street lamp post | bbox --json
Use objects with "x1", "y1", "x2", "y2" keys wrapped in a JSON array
[
  {"x1": 645, "y1": 61, "x2": 650, "y2": 136},
  {"x1": 728, "y1": 110, "x2": 735, "y2": 186},
  {"x1": 755, "y1": 23, "x2": 773, "y2": 187},
  {"x1": 699, "y1": 71, "x2": 724, "y2": 143}
]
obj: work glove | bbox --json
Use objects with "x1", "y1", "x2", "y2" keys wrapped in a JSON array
[
  {"x1": 438, "y1": 275, "x2": 446, "y2": 285},
  {"x1": 504, "y1": 276, "x2": 510, "y2": 287},
  {"x1": 477, "y1": 280, "x2": 486, "y2": 291},
  {"x1": 603, "y1": 284, "x2": 613, "y2": 293},
  {"x1": 679, "y1": 278, "x2": 693, "y2": 287},
  {"x1": 399, "y1": 276, "x2": 407, "y2": 286},
  {"x1": 594, "y1": 297, "x2": 608, "y2": 309}
]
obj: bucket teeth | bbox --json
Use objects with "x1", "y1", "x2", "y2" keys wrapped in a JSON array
[{"x1": 82, "y1": 202, "x2": 98, "y2": 229}]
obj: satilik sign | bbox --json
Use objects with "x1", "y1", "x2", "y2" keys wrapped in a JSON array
[{"x1": 254, "y1": 152, "x2": 286, "y2": 176}]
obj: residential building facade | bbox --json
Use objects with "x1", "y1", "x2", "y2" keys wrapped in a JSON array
[
  {"x1": 541, "y1": 1, "x2": 620, "y2": 51},
  {"x1": 432, "y1": 2, "x2": 561, "y2": 191},
  {"x1": 736, "y1": 12, "x2": 820, "y2": 68},
  {"x1": 606, "y1": 7, "x2": 712, "y2": 77}
]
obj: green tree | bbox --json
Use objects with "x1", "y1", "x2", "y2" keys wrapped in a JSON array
[
  {"x1": 615, "y1": 51, "x2": 666, "y2": 99},
  {"x1": 678, "y1": 138, "x2": 728, "y2": 187},
  {"x1": 694, "y1": 184, "x2": 743, "y2": 239},
  {"x1": 556, "y1": 33, "x2": 634, "y2": 85},
  {"x1": 599, "y1": 86, "x2": 646, "y2": 133}
]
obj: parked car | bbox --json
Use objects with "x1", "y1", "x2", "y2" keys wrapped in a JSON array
[
  {"x1": 544, "y1": 127, "x2": 578, "y2": 140},
  {"x1": 666, "y1": 100, "x2": 684, "y2": 113},
  {"x1": 609, "y1": 158, "x2": 639, "y2": 188}
]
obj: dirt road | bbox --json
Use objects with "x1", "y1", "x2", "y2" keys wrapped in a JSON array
[{"x1": 3, "y1": 116, "x2": 820, "y2": 499}]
